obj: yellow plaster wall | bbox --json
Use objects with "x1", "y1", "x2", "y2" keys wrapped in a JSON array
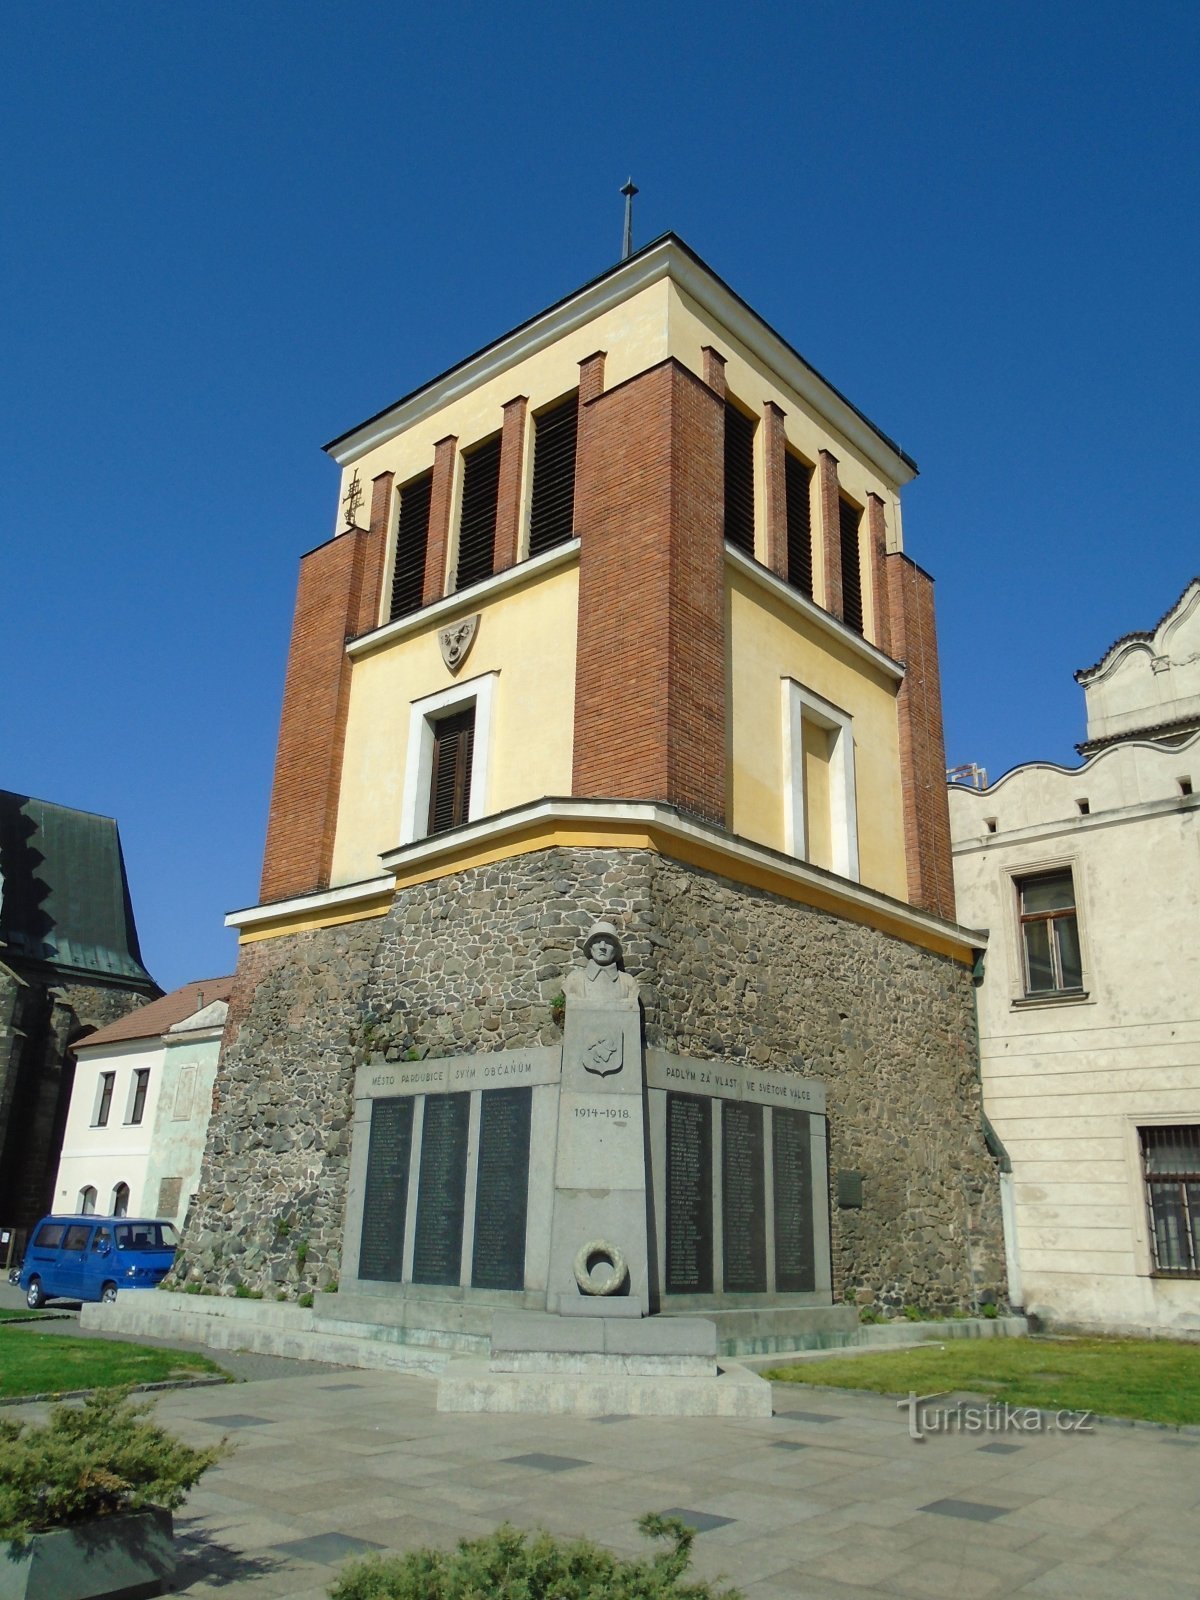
[
  {"x1": 728, "y1": 566, "x2": 907, "y2": 899},
  {"x1": 667, "y1": 282, "x2": 906, "y2": 641},
  {"x1": 330, "y1": 562, "x2": 579, "y2": 885},
  {"x1": 801, "y1": 719, "x2": 833, "y2": 869},
  {"x1": 337, "y1": 278, "x2": 672, "y2": 607}
]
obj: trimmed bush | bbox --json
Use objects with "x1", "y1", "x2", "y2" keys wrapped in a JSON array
[
  {"x1": 329, "y1": 1514, "x2": 742, "y2": 1599},
  {"x1": 0, "y1": 1387, "x2": 228, "y2": 1543}
]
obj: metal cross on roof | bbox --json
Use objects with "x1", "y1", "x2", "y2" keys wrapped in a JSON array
[
  {"x1": 621, "y1": 177, "x2": 638, "y2": 260},
  {"x1": 341, "y1": 469, "x2": 364, "y2": 529}
]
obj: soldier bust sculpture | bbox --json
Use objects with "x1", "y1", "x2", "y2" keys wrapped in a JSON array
[{"x1": 563, "y1": 919, "x2": 639, "y2": 1005}]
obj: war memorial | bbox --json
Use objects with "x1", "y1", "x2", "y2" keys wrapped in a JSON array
[{"x1": 93, "y1": 235, "x2": 1007, "y2": 1406}]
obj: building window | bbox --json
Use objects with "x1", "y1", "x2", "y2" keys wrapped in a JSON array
[
  {"x1": 455, "y1": 434, "x2": 501, "y2": 590},
  {"x1": 1017, "y1": 870, "x2": 1083, "y2": 994},
  {"x1": 1140, "y1": 1126, "x2": 1200, "y2": 1275},
  {"x1": 389, "y1": 469, "x2": 433, "y2": 621},
  {"x1": 111, "y1": 1182, "x2": 130, "y2": 1218},
  {"x1": 128, "y1": 1068, "x2": 150, "y2": 1126},
  {"x1": 781, "y1": 679, "x2": 859, "y2": 881},
  {"x1": 78, "y1": 1185, "x2": 97, "y2": 1215},
  {"x1": 785, "y1": 451, "x2": 813, "y2": 598},
  {"x1": 427, "y1": 707, "x2": 476, "y2": 835},
  {"x1": 528, "y1": 392, "x2": 578, "y2": 557},
  {"x1": 723, "y1": 400, "x2": 756, "y2": 556},
  {"x1": 839, "y1": 498, "x2": 864, "y2": 634},
  {"x1": 399, "y1": 673, "x2": 498, "y2": 846},
  {"x1": 94, "y1": 1072, "x2": 115, "y2": 1127}
]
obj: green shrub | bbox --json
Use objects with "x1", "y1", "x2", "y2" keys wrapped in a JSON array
[
  {"x1": 857, "y1": 1308, "x2": 882, "y2": 1325},
  {"x1": 329, "y1": 1515, "x2": 741, "y2": 1600},
  {"x1": 0, "y1": 1388, "x2": 229, "y2": 1544},
  {"x1": 981, "y1": 1301, "x2": 999, "y2": 1319},
  {"x1": 902, "y1": 1304, "x2": 924, "y2": 1322},
  {"x1": 299, "y1": 1292, "x2": 314, "y2": 1308},
  {"x1": 323, "y1": 1280, "x2": 339, "y2": 1293}
]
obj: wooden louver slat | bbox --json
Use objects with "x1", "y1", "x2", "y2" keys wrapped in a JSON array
[
  {"x1": 528, "y1": 392, "x2": 579, "y2": 557},
  {"x1": 427, "y1": 708, "x2": 475, "y2": 836},
  {"x1": 839, "y1": 498, "x2": 864, "y2": 634},
  {"x1": 389, "y1": 471, "x2": 433, "y2": 621},
  {"x1": 455, "y1": 436, "x2": 501, "y2": 591},
  {"x1": 785, "y1": 453, "x2": 813, "y2": 598},
  {"x1": 724, "y1": 401, "x2": 756, "y2": 556}
]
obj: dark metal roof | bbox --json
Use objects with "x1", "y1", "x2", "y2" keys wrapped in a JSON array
[
  {"x1": 0, "y1": 791, "x2": 157, "y2": 989},
  {"x1": 323, "y1": 233, "x2": 919, "y2": 475}
]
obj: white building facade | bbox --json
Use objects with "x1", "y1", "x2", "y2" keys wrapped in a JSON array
[
  {"x1": 949, "y1": 581, "x2": 1200, "y2": 1333},
  {"x1": 53, "y1": 978, "x2": 232, "y2": 1226}
]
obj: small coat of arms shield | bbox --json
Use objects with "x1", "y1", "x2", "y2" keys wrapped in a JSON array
[
  {"x1": 582, "y1": 1032, "x2": 623, "y2": 1077},
  {"x1": 439, "y1": 614, "x2": 479, "y2": 673}
]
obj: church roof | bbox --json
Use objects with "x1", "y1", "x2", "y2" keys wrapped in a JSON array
[
  {"x1": 0, "y1": 791, "x2": 157, "y2": 988},
  {"x1": 75, "y1": 975, "x2": 234, "y2": 1050}
]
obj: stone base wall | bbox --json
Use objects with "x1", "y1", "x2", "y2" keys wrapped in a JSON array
[{"x1": 183, "y1": 848, "x2": 1005, "y2": 1313}]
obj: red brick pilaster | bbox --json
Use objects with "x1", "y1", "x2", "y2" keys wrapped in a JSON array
[
  {"x1": 572, "y1": 359, "x2": 726, "y2": 824},
  {"x1": 762, "y1": 401, "x2": 788, "y2": 579},
  {"x1": 260, "y1": 525, "x2": 382, "y2": 902},
  {"x1": 819, "y1": 449, "x2": 843, "y2": 621},
  {"x1": 368, "y1": 472, "x2": 394, "y2": 540},
  {"x1": 702, "y1": 346, "x2": 727, "y2": 399},
  {"x1": 359, "y1": 471, "x2": 395, "y2": 633},
  {"x1": 423, "y1": 435, "x2": 457, "y2": 605},
  {"x1": 494, "y1": 395, "x2": 528, "y2": 574},
  {"x1": 572, "y1": 353, "x2": 606, "y2": 540},
  {"x1": 866, "y1": 493, "x2": 891, "y2": 657},
  {"x1": 886, "y1": 552, "x2": 955, "y2": 920}
]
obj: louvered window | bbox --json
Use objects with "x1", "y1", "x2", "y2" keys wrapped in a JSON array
[
  {"x1": 724, "y1": 401, "x2": 756, "y2": 556},
  {"x1": 389, "y1": 470, "x2": 432, "y2": 621},
  {"x1": 529, "y1": 392, "x2": 578, "y2": 557},
  {"x1": 427, "y1": 707, "x2": 475, "y2": 836},
  {"x1": 785, "y1": 453, "x2": 814, "y2": 598},
  {"x1": 839, "y1": 498, "x2": 864, "y2": 634},
  {"x1": 455, "y1": 436, "x2": 501, "y2": 591}
]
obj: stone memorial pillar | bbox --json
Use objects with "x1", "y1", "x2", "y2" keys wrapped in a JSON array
[{"x1": 548, "y1": 920, "x2": 649, "y2": 1315}]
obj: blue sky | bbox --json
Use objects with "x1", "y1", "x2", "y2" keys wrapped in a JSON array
[{"x1": 3, "y1": 2, "x2": 1197, "y2": 989}]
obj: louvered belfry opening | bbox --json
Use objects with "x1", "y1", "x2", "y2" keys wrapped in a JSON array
[
  {"x1": 839, "y1": 498, "x2": 864, "y2": 634},
  {"x1": 528, "y1": 391, "x2": 579, "y2": 557},
  {"x1": 389, "y1": 470, "x2": 433, "y2": 621},
  {"x1": 427, "y1": 707, "x2": 475, "y2": 835},
  {"x1": 455, "y1": 435, "x2": 502, "y2": 590},
  {"x1": 723, "y1": 400, "x2": 756, "y2": 556},
  {"x1": 785, "y1": 452, "x2": 814, "y2": 598}
]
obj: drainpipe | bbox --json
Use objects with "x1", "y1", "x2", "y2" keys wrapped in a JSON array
[{"x1": 971, "y1": 947, "x2": 1022, "y2": 1309}]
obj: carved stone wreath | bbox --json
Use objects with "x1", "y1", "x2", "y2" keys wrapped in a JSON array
[{"x1": 572, "y1": 1238, "x2": 628, "y2": 1296}]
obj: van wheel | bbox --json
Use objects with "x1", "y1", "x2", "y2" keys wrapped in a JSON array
[
  {"x1": 100, "y1": 1283, "x2": 118, "y2": 1304},
  {"x1": 26, "y1": 1278, "x2": 46, "y2": 1309}
]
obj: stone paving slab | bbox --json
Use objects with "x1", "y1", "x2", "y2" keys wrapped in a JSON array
[{"x1": 3, "y1": 1365, "x2": 1199, "y2": 1598}]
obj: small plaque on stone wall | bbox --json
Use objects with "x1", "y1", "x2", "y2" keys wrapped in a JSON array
[
  {"x1": 411, "y1": 1093, "x2": 470, "y2": 1286},
  {"x1": 772, "y1": 1108, "x2": 815, "y2": 1293},
  {"x1": 721, "y1": 1100, "x2": 767, "y2": 1293},
  {"x1": 471, "y1": 1086, "x2": 532, "y2": 1290},
  {"x1": 359, "y1": 1097, "x2": 415, "y2": 1283},
  {"x1": 665, "y1": 1092, "x2": 713, "y2": 1294}
]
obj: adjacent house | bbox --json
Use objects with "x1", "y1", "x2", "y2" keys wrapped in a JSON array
[
  {"x1": 53, "y1": 977, "x2": 233, "y2": 1226},
  {"x1": 0, "y1": 791, "x2": 159, "y2": 1234},
  {"x1": 949, "y1": 578, "x2": 1200, "y2": 1333}
]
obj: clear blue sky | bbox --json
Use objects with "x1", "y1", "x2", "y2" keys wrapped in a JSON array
[{"x1": 4, "y1": 2, "x2": 1197, "y2": 990}]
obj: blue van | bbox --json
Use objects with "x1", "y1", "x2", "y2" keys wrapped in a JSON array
[{"x1": 19, "y1": 1215, "x2": 179, "y2": 1307}]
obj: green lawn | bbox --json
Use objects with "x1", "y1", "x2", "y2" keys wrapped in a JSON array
[
  {"x1": 766, "y1": 1336, "x2": 1200, "y2": 1426},
  {"x1": 0, "y1": 1326, "x2": 229, "y2": 1399},
  {"x1": 0, "y1": 1308, "x2": 57, "y2": 1324}
]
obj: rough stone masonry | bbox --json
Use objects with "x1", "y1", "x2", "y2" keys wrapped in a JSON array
[{"x1": 179, "y1": 848, "x2": 1005, "y2": 1315}]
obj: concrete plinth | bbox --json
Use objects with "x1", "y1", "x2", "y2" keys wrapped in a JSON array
[{"x1": 435, "y1": 1356, "x2": 773, "y2": 1416}]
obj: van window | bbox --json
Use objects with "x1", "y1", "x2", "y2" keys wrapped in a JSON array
[
  {"x1": 33, "y1": 1223, "x2": 66, "y2": 1249},
  {"x1": 114, "y1": 1222, "x2": 179, "y2": 1251},
  {"x1": 91, "y1": 1227, "x2": 113, "y2": 1252},
  {"x1": 63, "y1": 1224, "x2": 91, "y2": 1250}
]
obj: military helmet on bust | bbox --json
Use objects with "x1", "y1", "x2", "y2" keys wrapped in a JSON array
[{"x1": 581, "y1": 919, "x2": 622, "y2": 957}]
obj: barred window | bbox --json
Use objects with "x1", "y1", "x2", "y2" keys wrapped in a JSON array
[
  {"x1": 1017, "y1": 870, "x2": 1083, "y2": 995},
  {"x1": 1141, "y1": 1126, "x2": 1200, "y2": 1275}
]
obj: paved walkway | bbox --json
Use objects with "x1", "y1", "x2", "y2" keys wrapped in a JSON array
[{"x1": 5, "y1": 1337, "x2": 1199, "y2": 1599}]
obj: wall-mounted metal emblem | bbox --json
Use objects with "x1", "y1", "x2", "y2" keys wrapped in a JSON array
[
  {"x1": 341, "y1": 469, "x2": 363, "y2": 530},
  {"x1": 439, "y1": 614, "x2": 479, "y2": 673}
]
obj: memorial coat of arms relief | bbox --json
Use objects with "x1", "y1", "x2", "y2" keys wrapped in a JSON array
[{"x1": 581, "y1": 1031, "x2": 623, "y2": 1077}]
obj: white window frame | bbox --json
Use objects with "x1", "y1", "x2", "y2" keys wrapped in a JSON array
[
  {"x1": 780, "y1": 678, "x2": 859, "y2": 880},
  {"x1": 92, "y1": 1071, "x2": 116, "y2": 1127},
  {"x1": 1005, "y1": 854, "x2": 1093, "y2": 1007},
  {"x1": 399, "y1": 671, "x2": 498, "y2": 846}
]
